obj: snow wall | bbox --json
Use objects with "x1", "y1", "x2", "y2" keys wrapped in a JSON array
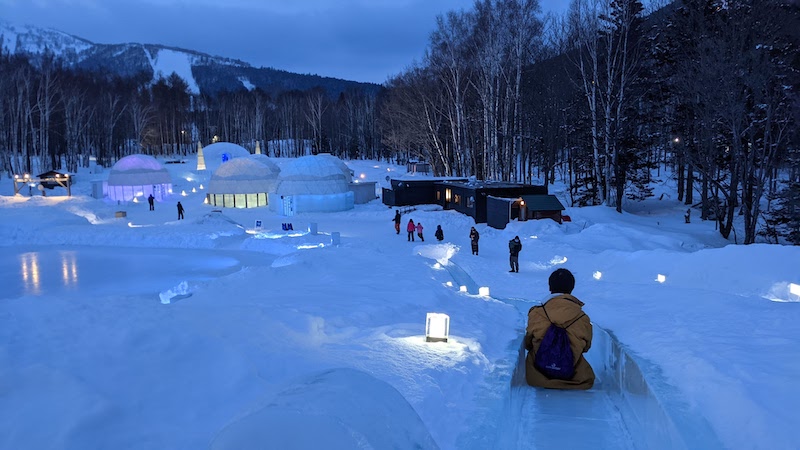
[{"x1": 577, "y1": 327, "x2": 721, "y2": 449}]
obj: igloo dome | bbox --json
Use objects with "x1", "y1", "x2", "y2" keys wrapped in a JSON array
[
  {"x1": 207, "y1": 157, "x2": 280, "y2": 208},
  {"x1": 200, "y1": 142, "x2": 251, "y2": 172},
  {"x1": 106, "y1": 154, "x2": 172, "y2": 202},
  {"x1": 275, "y1": 154, "x2": 354, "y2": 215},
  {"x1": 277, "y1": 154, "x2": 350, "y2": 196}
]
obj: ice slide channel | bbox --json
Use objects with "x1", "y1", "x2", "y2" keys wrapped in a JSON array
[{"x1": 440, "y1": 260, "x2": 722, "y2": 450}]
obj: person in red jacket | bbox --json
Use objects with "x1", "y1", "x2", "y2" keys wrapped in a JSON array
[{"x1": 406, "y1": 219, "x2": 416, "y2": 242}]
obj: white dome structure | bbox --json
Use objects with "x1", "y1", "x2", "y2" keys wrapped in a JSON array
[
  {"x1": 201, "y1": 142, "x2": 251, "y2": 172},
  {"x1": 207, "y1": 157, "x2": 280, "y2": 208},
  {"x1": 316, "y1": 153, "x2": 353, "y2": 181},
  {"x1": 106, "y1": 154, "x2": 172, "y2": 202},
  {"x1": 275, "y1": 155, "x2": 354, "y2": 215}
]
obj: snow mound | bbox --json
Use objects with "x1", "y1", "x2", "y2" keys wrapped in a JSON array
[
  {"x1": 211, "y1": 368, "x2": 439, "y2": 450},
  {"x1": 159, "y1": 281, "x2": 190, "y2": 304}
]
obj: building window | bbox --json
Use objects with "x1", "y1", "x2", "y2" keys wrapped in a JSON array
[
  {"x1": 436, "y1": 191, "x2": 441, "y2": 201},
  {"x1": 467, "y1": 196, "x2": 475, "y2": 208},
  {"x1": 454, "y1": 194, "x2": 461, "y2": 205},
  {"x1": 445, "y1": 189, "x2": 452, "y2": 201}
]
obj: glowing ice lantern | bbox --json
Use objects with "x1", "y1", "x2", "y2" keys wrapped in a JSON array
[
  {"x1": 446, "y1": 281, "x2": 453, "y2": 287},
  {"x1": 656, "y1": 274, "x2": 666, "y2": 283},
  {"x1": 132, "y1": 197, "x2": 139, "y2": 203},
  {"x1": 593, "y1": 271, "x2": 602, "y2": 280},
  {"x1": 790, "y1": 283, "x2": 800, "y2": 299},
  {"x1": 459, "y1": 285, "x2": 467, "y2": 293},
  {"x1": 479, "y1": 286, "x2": 490, "y2": 296},
  {"x1": 360, "y1": 173, "x2": 366, "y2": 179},
  {"x1": 181, "y1": 190, "x2": 187, "y2": 196},
  {"x1": 199, "y1": 184, "x2": 204, "y2": 190},
  {"x1": 425, "y1": 313, "x2": 450, "y2": 343},
  {"x1": 192, "y1": 187, "x2": 197, "y2": 193}
]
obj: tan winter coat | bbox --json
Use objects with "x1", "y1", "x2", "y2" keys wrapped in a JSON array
[{"x1": 524, "y1": 294, "x2": 595, "y2": 390}]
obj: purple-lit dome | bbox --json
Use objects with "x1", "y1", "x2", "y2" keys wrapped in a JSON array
[
  {"x1": 111, "y1": 154, "x2": 164, "y2": 172},
  {"x1": 106, "y1": 154, "x2": 172, "y2": 202}
]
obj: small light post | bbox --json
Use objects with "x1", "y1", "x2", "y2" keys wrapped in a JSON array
[{"x1": 425, "y1": 313, "x2": 450, "y2": 343}]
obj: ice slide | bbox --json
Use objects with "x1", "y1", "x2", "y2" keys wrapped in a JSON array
[{"x1": 441, "y1": 260, "x2": 722, "y2": 450}]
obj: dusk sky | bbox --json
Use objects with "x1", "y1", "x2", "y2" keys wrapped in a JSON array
[{"x1": 2, "y1": 0, "x2": 571, "y2": 84}]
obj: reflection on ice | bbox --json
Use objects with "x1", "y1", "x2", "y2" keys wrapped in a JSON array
[
  {"x1": 20, "y1": 252, "x2": 41, "y2": 295},
  {"x1": 60, "y1": 251, "x2": 78, "y2": 288}
]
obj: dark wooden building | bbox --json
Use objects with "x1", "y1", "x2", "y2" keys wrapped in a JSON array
[
  {"x1": 486, "y1": 194, "x2": 566, "y2": 229},
  {"x1": 382, "y1": 178, "x2": 468, "y2": 207},
  {"x1": 382, "y1": 178, "x2": 547, "y2": 225}
]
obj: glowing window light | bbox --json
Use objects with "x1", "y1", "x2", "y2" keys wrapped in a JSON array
[
  {"x1": 425, "y1": 313, "x2": 450, "y2": 343},
  {"x1": 446, "y1": 281, "x2": 453, "y2": 287},
  {"x1": 593, "y1": 271, "x2": 602, "y2": 280},
  {"x1": 657, "y1": 274, "x2": 666, "y2": 283},
  {"x1": 479, "y1": 286, "x2": 490, "y2": 296},
  {"x1": 359, "y1": 173, "x2": 366, "y2": 179},
  {"x1": 459, "y1": 285, "x2": 467, "y2": 293},
  {"x1": 790, "y1": 283, "x2": 800, "y2": 298}
]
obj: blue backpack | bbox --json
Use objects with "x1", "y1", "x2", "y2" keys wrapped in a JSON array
[{"x1": 534, "y1": 305, "x2": 586, "y2": 380}]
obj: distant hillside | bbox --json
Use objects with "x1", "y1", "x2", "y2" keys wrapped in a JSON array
[{"x1": 0, "y1": 21, "x2": 380, "y2": 97}]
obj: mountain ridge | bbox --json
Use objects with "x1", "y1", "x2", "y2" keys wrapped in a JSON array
[{"x1": 0, "y1": 20, "x2": 380, "y2": 97}]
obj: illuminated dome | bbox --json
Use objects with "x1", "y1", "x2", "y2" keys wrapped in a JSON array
[
  {"x1": 207, "y1": 157, "x2": 280, "y2": 208},
  {"x1": 275, "y1": 155, "x2": 354, "y2": 214},
  {"x1": 201, "y1": 142, "x2": 251, "y2": 172},
  {"x1": 277, "y1": 155, "x2": 350, "y2": 196},
  {"x1": 106, "y1": 154, "x2": 172, "y2": 202}
]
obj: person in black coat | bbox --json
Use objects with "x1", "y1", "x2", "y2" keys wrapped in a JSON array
[
  {"x1": 392, "y1": 210, "x2": 402, "y2": 234},
  {"x1": 469, "y1": 227, "x2": 480, "y2": 255},
  {"x1": 435, "y1": 225, "x2": 444, "y2": 241},
  {"x1": 177, "y1": 201, "x2": 185, "y2": 220},
  {"x1": 148, "y1": 194, "x2": 155, "y2": 211},
  {"x1": 508, "y1": 236, "x2": 522, "y2": 272}
]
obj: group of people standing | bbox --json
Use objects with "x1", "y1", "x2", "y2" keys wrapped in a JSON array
[
  {"x1": 392, "y1": 211, "x2": 521, "y2": 273},
  {"x1": 393, "y1": 210, "x2": 444, "y2": 243}
]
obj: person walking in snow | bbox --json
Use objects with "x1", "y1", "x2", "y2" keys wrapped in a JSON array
[
  {"x1": 523, "y1": 268, "x2": 594, "y2": 390},
  {"x1": 508, "y1": 236, "x2": 522, "y2": 273},
  {"x1": 177, "y1": 201, "x2": 185, "y2": 220},
  {"x1": 435, "y1": 225, "x2": 444, "y2": 242},
  {"x1": 469, "y1": 227, "x2": 480, "y2": 255},
  {"x1": 148, "y1": 194, "x2": 155, "y2": 211},
  {"x1": 416, "y1": 222, "x2": 424, "y2": 242},
  {"x1": 393, "y1": 210, "x2": 402, "y2": 234},
  {"x1": 407, "y1": 219, "x2": 416, "y2": 242}
]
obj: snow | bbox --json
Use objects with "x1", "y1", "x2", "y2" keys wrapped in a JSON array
[
  {"x1": 1, "y1": 156, "x2": 798, "y2": 449},
  {"x1": 237, "y1": 76, "x2": 255, "y2": 91},
  {"x1": 149, "y1": 48, "x2": 200, "y2": 94}
]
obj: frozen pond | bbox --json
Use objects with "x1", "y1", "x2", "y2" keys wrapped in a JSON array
[{"x1": 0, "y1": 246, "x2": 273, "y2": 300}]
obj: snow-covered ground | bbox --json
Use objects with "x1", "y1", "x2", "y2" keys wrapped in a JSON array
[{"x1": 1, "y1": 158, "x2": 798, "y2": 449}]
